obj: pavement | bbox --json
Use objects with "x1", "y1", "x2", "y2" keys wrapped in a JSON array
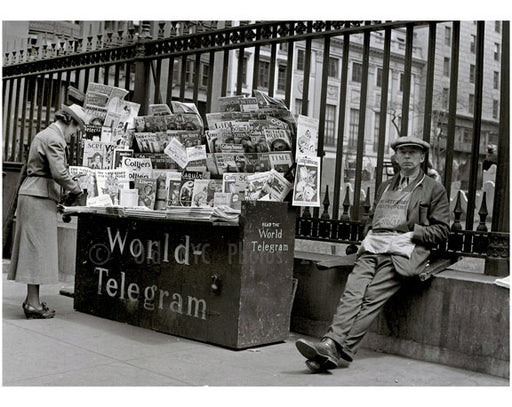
[{"x1": 2, "y1": 259, "x2": 510, "y2": 391}]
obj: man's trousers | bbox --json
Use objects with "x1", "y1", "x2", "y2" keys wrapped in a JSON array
[{"x1": 323, "y1": 253, "x2": 403, "y2": 361}]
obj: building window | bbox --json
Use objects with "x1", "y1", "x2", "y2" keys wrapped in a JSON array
[
  {"x1": 469, "y1": 64, "x2": 475, "y2": 84},
  {"x1": 329, "y1": 57, "x2": 339, "y2": 78},
  {"x1": 470, "y1": 35, "x2": 476, "y2": 53},
  {"x1": 297, "y1": 49, "x2": 305, "y2": 71},
  {"x1": 186, "y1": 60, "x2": 195, "y2": 85},
  {"x1": 352, "y1": 62, "x2": 362, "y2": 83},
  {"x1": 201, "y1": 63, "x2": 209, "y2": 87},
  {"x1": 469, "y1": 94, "x2": 475, "y2": 114},
  {"x1": 277, "y1": 64, "x2": 286, "y2": 91},
  {"x1": 399, "y1": 73, "x2": 404, "y2": 92},
  {"x1": 373, "y1": 112, "x2": 380, "y2": 152},
  {"x1": 295, "y1": 99, "x2": 303, "y2": 117},
  {"x1": 348, "y1": 108, "x2": 359, "y2": 149},
  {"x1": 493, "y1": 100, "x2": 499, "y2": 119},
  {"x1": 443, "y1": 57, "x2": 450, "y2": 76},
  {"x1": 494, "y1": 71, "x2": 500, "y2": 90},
  {"x1": 279, "y1": 42, "x2": 288, "y2": 53},
  {"x1": 376, "y1": 67, "x2": 383, "y2": 88},
  {"x1": 324, "y1": 104, "x2": 336, "y2": 146},
  {"x1": 494, "y1": 43, "x2": 500, "y2": 61},
  {"x1": 442, "y1": 88, "x2": 449, "y2": 110},
  {"x1": 259, "y1": 61, "x2": 270, "y2": 88},
  {"x1": 495, "y1": 21, "x2": 501, "y2": 33},
  {"x1": 463, "y1": 128, "x2": 472, "y2": 144},
  {"x1": 444, "y1": 26, "x2": 451, "y2": 46}
]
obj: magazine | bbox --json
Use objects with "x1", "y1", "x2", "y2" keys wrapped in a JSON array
[
  {"x1": 82, "y1": 140, "x2": 107, "y2": 169},
  {"x1": 152, "y1": 169, "x2": 179, "y2": 210},
  {"x1": 134, "y1": 177, "x2": 157, "y2": 210},
  {"x1": 113, "y1": 148, "x2": 134, "y2": 169},
  {"x1": 239, "y1": 97, "x2": 260, "y2": 112},
  {"x1": 264, "y1": 169, "x2": 292, "y2": 201},
  {"x1": 245, "y1": 172, "x2": 271, "y2": 201},
  {"x1": 268, "y1": 151, "x2": 294, "y2": 173},
  {"x1": 264, "y1": 128, "x2": 292, "y2": 152},
  {"x1": 191, "y1": 179, "x2": 223, "y2": 207},
  {"x1": 121, "y1": 157, "x2": 153, "y2": 181},
  {"x1": 296, "y1": 115, "x2": 319, "y2": 158},
  {"x1": 68, "y1": 166, "x2": 98, "y2": 198},
  {"x1": 134, "y1": 152, "x2": 179, "y2": 170},
  {"x1": 148, "y1": 104, "x2": 172, "y2": 116},
  {"x1": 164, "y1": 137, "x2": 188, "y2": 168},
  {"x1": 217, "y1": 95, "x2": 247, "y2": 112},
  {"x1": 166, "y1": 171, "x2": 183, "y2": 208},
  {"x1": 95, "y1": 168, "x2": 130, "y2": 205},
  {"x1": 293, "y1": 155, "x2": 321, "y2": 207}
]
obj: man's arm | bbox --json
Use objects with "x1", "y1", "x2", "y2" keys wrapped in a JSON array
[{"x1": 412, "y1": 182, "x2": 450, "y2": 246}]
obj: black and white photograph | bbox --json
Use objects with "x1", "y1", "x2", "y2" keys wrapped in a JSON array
[{"x1": 1, "y1": 2, "x2": 510, "y2": 405}]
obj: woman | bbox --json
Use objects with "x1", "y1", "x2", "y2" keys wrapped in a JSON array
[{"x1": 8, "y1": 104, "x2": 88, "y2": 319}]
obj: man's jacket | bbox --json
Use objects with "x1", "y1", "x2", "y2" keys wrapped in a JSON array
[{"x1": 365, "y1": 170, "x2": 450, "y2": 277}]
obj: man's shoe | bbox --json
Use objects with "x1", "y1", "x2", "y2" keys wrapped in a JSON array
[
  {"x1": 305, "y1": 359, "x2": 327, "y2": 373},
  {"x1": 295, "y1": 338, "x2": 339, "y2": 370}
]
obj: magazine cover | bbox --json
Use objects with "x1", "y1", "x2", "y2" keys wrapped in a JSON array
[
  {"x1": 268, "y1": 152, "x2": 294, "y2": 173},
  {"x1": 265, "y1": 169, "x2": 292, "y2": 201},
  {"x1": 134, "y1": 153, "x2": 179, "y2": 170},
  {"x1": 164, "y1": 137, "x2": 188, "y2": 169},
  {"x1": 296, "y1": 115, "x2": 319, "y2": 158},
  {"x1": 191, "y1": 179, "x2": 222, "y2": 207},
  {"x1": 121, "y1": 157, "x2": 153, "y2": 181},
  {"x1": 113, "y1": 148, "x2": 134, "y2": 169},
  {"x1": 166, "y1": 171, "x2": 183, "y2": 208},
  {"x1": 264, "y1": 128, "x2": 293, "y2": 152},
  {"x1": 82, "y1": 140, "x2": 107, "y2": 169},
  {"x1": 245, "y1": 172, "x2": 270, "y2": 200},
  {"x1": 68, "y1": 166, "x2": 98, "y2": 198},
  {"x1": 152, "y1": 169, "x2": 179, "y2": 210},
  {"x1": 217, "y1": 95, "x2": 246, "y2": 112},
  {"x1": 148, "y1": 104, "x2": 172, "y2": 116},
  {"x1": 186, "y1": 144, "x2": 207, "y2": 168},
  {"x1": 95, "y1": 168, "x2": 130, "y2": 205},
  {"x1": 134, "y1": 177, "x2": 157, "y2": 209},
  {"x1": 293, "y1": 155, "x2": 321, "y2": 207},
  {"x1": 239, "y1": 97, "x2": 260, "y2": 112}
]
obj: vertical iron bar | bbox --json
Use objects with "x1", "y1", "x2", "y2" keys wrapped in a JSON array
[
  {"x1": 301, "y1": 22, "x2": 313, "y2": 116},
  {"x1": 317, "y1": 27, "x2": 330, "y2": 162},
  {"x1": 252, "y1": 42, "x2": 260, "y2": 90},
  {"x1": 180, "y1": 55, "x2": 187, "y2": 101},
  {"x1": 332, "y1": 27, "x2": 351, "y2": 219},
  {"x1": 11, "y1": 78, "x2": 21, "y2": 161},
  {"x1": 4, "y1": 79, "x2": 14, "y2": 161},
  {"x1": 206, "y1": 51, "x2": 215, "y2": 113},
  {"x1": 18, "y1": 77, "x2": 29, "y2": 162},
  {"x1": 236, "y1": 47, "x2": 245, "y2": 95},
  {"x1": 375, "y1": 27, "x2": 392, "y2": 198},
  {"x1": 83, "y1": 68, "x2": 90, "y2": 93},
  {"x1": 73, "y1": 68, "x2": 80, "y2": 88},
  {"x1": 124, "y1": 62, "x2": 132, "y2": 94},
  {"x1": 284, "y1": 22, "x2": 295, "y2": 108},
  {"x1": 93, "y1": 66, "x2": 100, "y2": 83},
  {"x1": 268, "y1": 43, "x2": 277, "y2": 97},
  {"x1": 54, "y1": 71, "x2": 62, "y2": 111},
  {"x1": 466, "y1": 21, "x2": 486, "y2": 233},
  {"x1": 103, "y1": 64, "x2": 110, "y2": 85},
  {"x1": 422, "y1": 23, "x2": 437, "y2": 172},
  {"x1": 166, "y1": 56, "x2": 175, "y2": 104},
  {"x1": 114, "y1": 63, "x2": 121, "y2": 87},
  {"x1": 492, "y1": 21, "x2": 509, "y2": 232},
  {"x1": 353, "y1": 30, "x2": 371, "y2": 220},
  {"x1": 193, "y1": 53, "x2": 201, "y2": 104},
  {"x1": 221, "y1": 50, "x2": 229, "y2": 97},
  {"x1": 27, "y1": 76, "x2": 36, "y2": 146},
  {"x1": 36, "y1": 75, "x2": 44, "y2": 134},
  {"x1": 45, "y1": 74, "x2": 54, "y2": 128},
  {"x1": 444, "y1": 21, "x2": 460, "y2": 199},
  {"x1": 400, "y1": 24, "x2": 414, "y2": 137}
]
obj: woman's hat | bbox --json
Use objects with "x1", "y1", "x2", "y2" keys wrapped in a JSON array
[
  {"x1": 391, "y1": 136, "x2": 430, "y2": 151},
  {"x1": 61, "y1": 104, "x2": 90, "y2": 131}
]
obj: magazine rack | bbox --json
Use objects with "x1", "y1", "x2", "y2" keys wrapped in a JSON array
[{"x1": 72, "y1": 201, "x2": 296, "y2": 349}]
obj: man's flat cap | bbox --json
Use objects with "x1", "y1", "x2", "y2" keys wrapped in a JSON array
[{"x1": 391, "y1": 136, "x2": 430, "y2": 151}]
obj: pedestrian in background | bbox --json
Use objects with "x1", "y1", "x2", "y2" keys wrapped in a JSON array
[{"x1": 8, "y1": 104, "x2": 88, "y2": 319}]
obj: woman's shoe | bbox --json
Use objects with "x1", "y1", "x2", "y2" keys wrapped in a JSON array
[{"x1": 22, "y1": 302, "x2": 56, "y2": 319}]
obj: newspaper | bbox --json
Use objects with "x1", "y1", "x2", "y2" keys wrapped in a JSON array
[
  {"x1": 296, "y1": 115, "x2": 319, "y2": 158},
  {"x1": 293, "y1": 155, "x2": 321, "y2": 207},
  {"x1": 68, "y1": 166, "x2": 98, "y2": 199},
  {"x1": 164, "y1": 138, "x2": 189, "y2": 169},
  {"x1": 246, "y1": 169, "x2": 291, "y2": 201}
]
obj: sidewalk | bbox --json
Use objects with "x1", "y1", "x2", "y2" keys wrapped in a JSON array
[{"x1": 2, "y1": 261, "x2": 509, "y2": 387}]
